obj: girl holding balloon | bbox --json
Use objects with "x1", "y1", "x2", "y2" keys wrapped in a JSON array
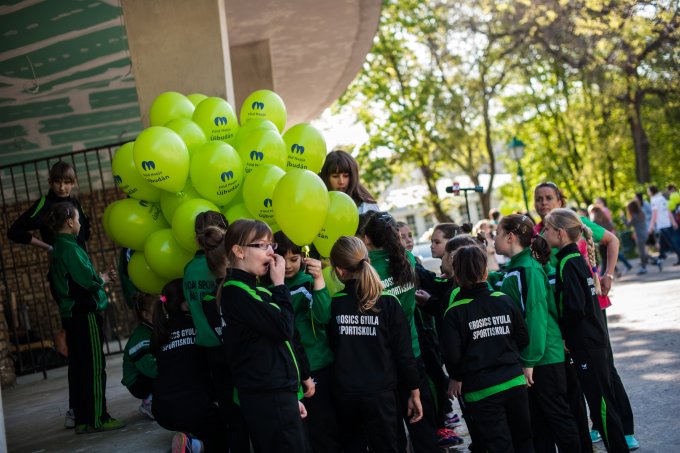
[{"x1": 319, "y1": 150, "x2": 379, "y2": 214}]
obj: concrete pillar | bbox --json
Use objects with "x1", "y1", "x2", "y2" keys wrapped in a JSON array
[
  {"x1": 229, "y1": 39, "x2": 274, "y2": 113},
  {"x1": 121, "y1": 0, "x2": 235, "y2": 127}
]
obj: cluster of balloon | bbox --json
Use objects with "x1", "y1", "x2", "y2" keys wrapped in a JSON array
[{"x1": 105, "y1": 89, "x2": 357, "y2": 294}]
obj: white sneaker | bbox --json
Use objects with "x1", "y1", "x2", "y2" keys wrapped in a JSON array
[
  {"x1": 139, "y1": 400, "x2": 154, "y2": 420},
  {"x1": 64, "y1": 408, "x2": 75, "y2": 428}
]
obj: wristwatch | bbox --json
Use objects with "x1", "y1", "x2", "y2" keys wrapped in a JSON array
[{"x1": 603, "y1": 273, "x2": 614, "y2": 280}]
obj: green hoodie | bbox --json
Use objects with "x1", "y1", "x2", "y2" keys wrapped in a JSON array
[
  {"x1": 121, "y1": 321, "x2": 158, "y2": 388},
  {"x1": 183, "y1": 253, "x2": 221, "y2": 347},
  {"x1": 368, "y1": 249, "x2": 421, "y2": 358},
  {"x1": 500, "y1": 248, "x2": 564, "y2": 367},
  {"x1": 284, "y1": 271, "x2": 334, "y2": 371},
  {"x1": 49, "y1": 233, "x2": 107, "y2": 318}
]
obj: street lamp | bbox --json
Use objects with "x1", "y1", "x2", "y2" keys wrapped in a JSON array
[{"x1": 508, "y1": 136, "x2": 530, "y2": 214}]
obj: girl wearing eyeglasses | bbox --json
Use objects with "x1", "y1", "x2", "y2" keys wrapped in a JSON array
[{"x1": 219, "y1": 219, "x2": 310, "y2": 453}]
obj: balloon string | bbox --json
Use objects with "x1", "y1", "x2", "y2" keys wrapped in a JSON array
[{"x1": 176, "y1": 191, "x2": 184, "y2": 198}]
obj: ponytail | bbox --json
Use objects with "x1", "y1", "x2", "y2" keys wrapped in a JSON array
[
  {"x1": 581, "y1": 224, "x2": 602, "y2": 295},
  {"x1": 330, "y1": 236, "x2": 383, "y2": 313},
  {"x1": 364, "y1": 212, "x2": 414, "y2": 287},
  {"x1": 151, "y1": 279, "x2": 185, "y2": 348}
]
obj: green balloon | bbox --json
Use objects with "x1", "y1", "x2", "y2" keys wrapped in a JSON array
[
  {"x1": 283, "y1": 123, "x2": 327, "y2": 174},
  {"x1": 233, "y1": 118, "x2": 279, "y2": 150},
  {"x1": 164, "y1": 118, "x2": 207, "y2": 156},
  {"x1": 322, "y1": 266, "x2": 344, "y2": 297},
  {"x1": 222, "y1": 202, "x2": 253, "y2": 225},
  {"x1": 107, "y1": 198, "x2": 169, "y2": 251},
  {"x1": 190, "y1": 141, "x2": 244, "y2": 206},
  {"x1": 237, "y1": 128, "x2": 287, "y2": 175},
  {"x1": 313, "y1": 191, "x2": 360, "y2": 257},
  {"x1": 240, "y1": 90, "x2": 287, "y2": 133},
  {"x1": 273, "y1": 169, "x2": 329, "y2": 246},
  {"x1": 160, "y1": 181, "x2": 202, "y2": 224},
  {"x1": 112, "y1": 142, "x2": 162, "y2": 202},
  {"x1": 192, "y1": 97, "x2": 239, "y2": 145},
  {"x1": 133, "y1": 126, "x2": 190, "y2": 193},
  {"x1": 172, "y1": 198, "x2": 220, "y2": 251},
  {"x1": 243, "y1": 164, "x2": 285, "y2": 225},
  {"x1": 144, "y1": 229, "x2": 195, "y2": 279},
  {"x1": 128, "y1": 251, "x2": 170, "y2": 295},
  {"x1": 187, "y1": 93, "x2": 208, "y2": 107},
  {"x1": 149, "y1": 91, "x2": 194, "y2": 127},
  {"x1": 102, "y1": 202, "x2": 114, "y2": 241}
]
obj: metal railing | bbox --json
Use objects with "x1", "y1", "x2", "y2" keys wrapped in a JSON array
[{"x1": 1, "y1": 142, "x2": 135, "y2": 376}]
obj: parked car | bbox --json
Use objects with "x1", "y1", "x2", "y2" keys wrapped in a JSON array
[{"x1": 411, "y1": 243, "x2": 442, "y2": 273}]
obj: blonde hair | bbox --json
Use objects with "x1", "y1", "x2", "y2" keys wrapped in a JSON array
[
  {"x1": 330, "y1": 236, "x2": 383, "y2": 313},
  {"x1": 544, "y1": 208, "x2": 601, "y2": 295}
]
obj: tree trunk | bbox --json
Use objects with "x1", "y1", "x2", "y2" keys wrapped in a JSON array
[
  {"x1": 419, "y1": 164, "x2": 453, "y2": 223},
  {"x1": 627, "y1": 86, "x2": 651, "y2": 183}
]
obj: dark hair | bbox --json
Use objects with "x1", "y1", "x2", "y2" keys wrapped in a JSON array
[
  {"x1": 445, "y1": 234, "x2": 484, "y2": 254},
  {"x1": 534, "y1": 182, "x2": 567, "y2": 207},
  {"x1": 489, "y1": 209, "x2": 501, "y2": 221},
  {"x1": 319, "y1": 150, "x2": 376, "y2": 206},
  {"x1": 668, "y1": 184, "x2": 677, "y2": 192},
  {"x1": 363, "y1": 211, "x2": 414, "y2": 287},
  {"x1": 132, "y1": 292, "x2": 157, "y2": 322},
  {"x1": 152, "y1": 279, "x2": 185, "y2": 347},
  {"x1": 498, "y1": 214, "x2": 551, "y2": 265},
  {"x1": 45, "y1": 201, "x2": 77, "y2": 232},
  {"x1": 49, "y1": 161, "x2": 76, "y2": 183},
  {"x1": 195, "y1": 211, "x2": 228, "y2": 276},
  {"x1": 274, "y1": 231, "x2": 302, "y2": 257},
  {"x1": 223, "y1": 219, "x2": 272, "y2": 265},
  {"x1": 451, "y1": 245, "x2": 488, "y2": 288},
  {"x1": 356, "y1": 210, "x2": 378, "y2": 237},
  {"x1": 648, "y1": 185, "x2": 659, "y2": 195},
  {"x1": 635, "y1": 192, "x2": 644, "y2": 203},
  {"x1": 330, "y1": 236, "x2": 383, "y2": 312},
  {"x1": 626, "y1": 199, "x2": 641, "y2": 217},
  {"x1": 434, "y1": 223, "x2": 466, "y2": 240}
]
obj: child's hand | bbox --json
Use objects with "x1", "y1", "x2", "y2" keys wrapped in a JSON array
[
  {"x1": 100, "y1": 267, "x2": 117, "y2": 284},
  {"x1": 447, "y1": 379, "x2": 462, "y2": 398},
  {"x1": 302, "y1": 377, "x2": 316, "y2": 398},
  {"x1": 522, "y1": 367, "x2": 534, "y2": 387},
  {"x1": 415, "y1": 289, "x2": 431, "y2": 305},
  {"x1": 269, "y1": 254, "x2": 286, "y2": 286},
  {"x1": 298, "y1": 400, "x2": 308, "y2": 419},
  {"x1": 304, "y1": 258, "x2": 325, "y2": 290},
  {"x1": 407, "y1": 389, "x2": 423, "y2": 423}
]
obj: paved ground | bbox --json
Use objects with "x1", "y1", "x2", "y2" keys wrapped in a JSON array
[{"x1": 3, "y1": 258, "x2": 680, "y2": 452}]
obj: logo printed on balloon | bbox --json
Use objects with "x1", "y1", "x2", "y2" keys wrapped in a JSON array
[
  {"x1": 214, "y1": 116, "x2": 228, "y2": 126},
  {"x1": 249, "y1": 151, "x2": 265, "y2": 161},
  {"x1": 291, "y1": 144, "x2": 305, "y2": 154},
  {"x1": 114, "y1": 175, "x2": 123, "y2": 185},
  {"x1": 139, "y1": 200, "x2": 149, "y2": 207},
  {"x1": 141, "y1": 160, "x2": 156, "y2": 171},
  {"x1": 264, "y1": 198, "x2": 273, "y2": 208},
  {"x1": 220, "y1": 171, "x2": 234, "y2": 182},
  {"x1": 252, "y1": 102, "x2": 265, "y2": 110}
]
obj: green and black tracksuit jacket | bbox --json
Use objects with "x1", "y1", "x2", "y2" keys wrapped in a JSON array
[
  {"x1": 499, "y1": 248, "x2": 565, "y2": 368},
  {"x1": 220, "y1": 269, "x2": 301, "y2": 394},
  {"x1": 284, "y1": 271, "x2": 333, "y2": 372},
  {"x1": 368, "y1": 249, "x2": 421, "y2": 358},
  {"x1": 49, "y1": 233, "x2": 107, "y2": 319},
  {"x1": 121, "y1": 322, "x2": 158, "y2": 390},
  {"x1": 7, "y1": 189, "x2": 90, "y2": 250},
  {"x1": 183, "y1": 252, "x2": 221, "y2": 347},
  {"x1": 440, "y1": 283, "x2": 529, "y2": 403}
]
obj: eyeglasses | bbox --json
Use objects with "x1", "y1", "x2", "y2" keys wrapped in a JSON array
[{"x1": 245, "y1": 242, "x2": 278, "y2": 251}]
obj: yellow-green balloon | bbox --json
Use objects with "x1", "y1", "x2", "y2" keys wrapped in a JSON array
[
  {"x1": 190, "y1": 141, "x2": 244, "y2": 205},
  {"x1": 107, "y1": 199, "x2": 169, "y2": 250},
  {"x1": 133, "y1": 126, "x2": 190, "y2": 193},
  {"x1": 172, "y1": 198, "x2": 220, "y2": 251},
  {"x1": 222, "y1": 202, "x2": 253, "y2": 225},
  {"x1": 273, "y1": 169, "x2": 329, "y2": 246},
  {"x1": 237, "y1": 128, "x2": 287, "y2": 175},
  {"x1": 283, "y1": 123, "x2": 327, "y2": 174},
  {"x1": 233, "y1": 118, "x2": 279, "y2": 150},
  {"x1": 149, "y1": 91, "x2": 194, "y2": 127},
  {"x1": 128, "y1": 251, "x2": 170, "y2": 294},
  {"x1": 243, "y1": 164, "x2": 285, "y2": 225},
  {"x1": 102, "y1": 202, "x2": 114, "y2": 241},
  {"x1": 187, "y1": 93, "x2": 208, "y2": 107},
  {"x1": 192, "y1": 97, "x2": 239, "y2": 145},
  {"x1": 144, "y1": 229, "x2": 195, "y2": 279},
  {"x1": 240, "y1": 90, "x2": 287, "y2": 133},
  {"x1": 112, "y1": 142, "x2": 162, "y2": 202},
  {"x1": 223, "y1": 202, "x2": 252, "y2": 224},
  {"x1": 313, "y1": 191, "x2": 360, "y2": 257},
  {"x1": 164, "y1": 118, "x2": 207, "y2": 156},
  {"x1": 160, "y1": 181, "x2": 202, "y2": 224},
  {"x1": 322, "y1": 266, "x2": 344, "y2": 297}
]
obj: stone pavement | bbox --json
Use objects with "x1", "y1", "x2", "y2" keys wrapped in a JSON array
[{"x1": 3, "y1": 258, "x2": 680, "y2": 452}]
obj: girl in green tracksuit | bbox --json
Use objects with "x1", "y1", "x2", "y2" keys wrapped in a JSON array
[
  {"x1": 274, "y1": 231, "x2": 340, "y2": 453},
  {"x1": 494, "y1": 214, "x2": 581, "y2": 452}
]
